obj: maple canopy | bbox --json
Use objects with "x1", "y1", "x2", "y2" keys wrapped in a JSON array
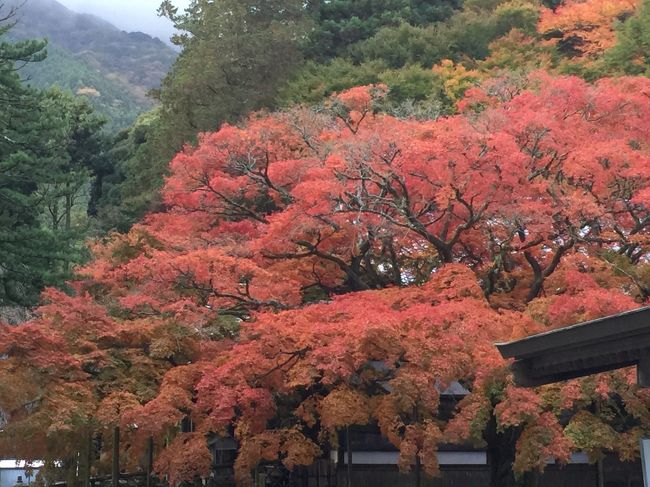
[{"x1": 1, "y1": 73, "x2": 650, "y2": 486}]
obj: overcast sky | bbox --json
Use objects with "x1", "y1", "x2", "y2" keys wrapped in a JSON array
[{"x1": 57, "y1": 0, "x2": 191, "y2": 43}]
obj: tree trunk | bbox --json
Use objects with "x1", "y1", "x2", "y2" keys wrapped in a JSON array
[
  {"x1": 80, "y1": 433, "x2": 92, "y2": 487},
  {"x1": 523, "y1": 471, "x2": 540, "y2": 487},
  {"x1": 51, "y1": 202, "x2": 59, "y2": 231},
  {"x1": 65, "y1": 454, "x2": 79, "y2": 487},
  {"x1": 65, "y1": 192, "x2": 72, "y2": 231},
  {"x1": 596, "y1": 454, "x2": 605, "y2": 487},
  {"x1": 112, "y1": 427, "x2": 120, "y2": 487},
  {"x1": 595, "y1": 402, "x2": 605, "y2": 487},
  {"x1": 64, "y1": 186, "x2": 73, "y2": 273},
  {"x1": 146, "y1": 436, "x2": 154, "y2": 487},
  {"x1": 485, "y1": 415, "x2": 523, "y2": 487}
]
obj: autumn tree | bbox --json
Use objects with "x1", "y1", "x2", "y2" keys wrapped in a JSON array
[
  {"x1": 0, "y1": 277, "x2": 230, "y2": 484},
  {"x1": 2, "y1": 73, "x2": 650, "y2": 487},
  {"x1": 538, "y1": 0, "x2": 641, "y2": 58},
  {"x1": 139, "y1": 76, "x2": 648, "y2": 485}
]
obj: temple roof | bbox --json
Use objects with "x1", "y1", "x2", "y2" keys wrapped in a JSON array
[{"x1": 496, "y1": 306, "x2": 650, "y2": 387}]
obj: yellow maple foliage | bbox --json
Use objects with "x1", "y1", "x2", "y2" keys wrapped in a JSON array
[{"x1": 431, "y1": 59, "x2": 484, "y2": 104}]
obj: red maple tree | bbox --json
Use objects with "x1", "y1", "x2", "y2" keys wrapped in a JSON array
[{"x1": 1, "y1": 73, "x2": 649, "y2": 486}]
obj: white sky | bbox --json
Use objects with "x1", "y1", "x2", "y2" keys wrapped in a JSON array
[{"x1": 57, "y1": 0, "x2": 191, "y2": 43}]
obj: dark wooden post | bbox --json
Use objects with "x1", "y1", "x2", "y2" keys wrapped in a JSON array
[
  {"x1": 638, "y1": 356, "x2": 650, "y2": 387},
  {"x1": 326, "y1": 454, "x2": 331, "y2": 487},
  {"x1": 414, "y1": 407, "x2": 421, "y2": 487},
  {"x1": 146, "y1": 436, "x2": 154, "y2": 487},
  {"x1": 346, "y1": 427, "x2": 352, "y2": 487},
  {"x1": 112, "y1": 426, "x2": 120, "y2": 487},
  {"x1": 83, "y1": 433, "x2": 92, "y2": 487},
  {"x1": 595, "y1": 401, "x2": 605, "y2": 487}
]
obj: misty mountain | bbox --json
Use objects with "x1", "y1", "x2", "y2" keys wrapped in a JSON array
[{"x1": 6, "y1": 0, "x2": 178, "y2": 129}]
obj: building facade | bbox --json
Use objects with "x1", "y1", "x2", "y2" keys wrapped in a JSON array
[{"x1": 0, "y1": 461, "x2": 41, "y2": 487}]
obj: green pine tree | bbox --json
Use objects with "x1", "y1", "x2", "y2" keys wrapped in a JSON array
[{"x1": 0, "y1": 8, "x2": 106, "y2": 305}]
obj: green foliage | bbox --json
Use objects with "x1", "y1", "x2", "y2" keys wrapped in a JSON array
[
  {"x1": 92, "y1": 110, "x2": 166, "y2": 233},
  {"x1": 540, "y1": 0, "x2": 563, "y2": 9},
  {"x1": 380, "y1": 63, "x2": 445, "y2": 102},
  {"x1": 350, "y1": 1, "x2": 540, "y2": 68},
  {"x1": 605, "y1": 0, "x2": 650, "y2": 76},
  {"x1": 156, "y1": 0, "x2": 310, "y2": 146},
  {"x1": 278, "y1": 58, "x2": 388, "y2": 105},
  {"x1": 22, "y1": 46, "x2": 149, "y2": 131},
  {"x1": 0, "y1": 7, "x2": 108, "y2": 305},
  {"x1": 279, "y1": 60, "x2": 449, "y2": 117},
  {"x1": 479, "y1": 29, "x2": 555, "y2": 73},
  {"x1": 0, "y1": 31, "x2": 59, "y2": 304},
  {"x1": 564, "y1": 411, "x2": 618, "y2": 461},
  {"x1": 303, "y1": 0, "x2": 462, "y2": 60},
  {"x1": 349, "y1": 22, "x2": 437, "y2": 68},
  {"x1": 37, "y1": 87, "x2": 107, "y2": 235}
]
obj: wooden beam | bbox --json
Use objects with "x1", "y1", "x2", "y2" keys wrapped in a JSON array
[
  {"x1": 512, "y1": 359, "x2": 637, "y2": 387},
  {"x1": 497, "y1": 307, "x2": 650, "y2": 388},
  {"x1": 638, "y1": 356, "x2": 650, "y2": 387},
  {"x1": 497, "y1": 307, "x2": 650, "y2": 359}
]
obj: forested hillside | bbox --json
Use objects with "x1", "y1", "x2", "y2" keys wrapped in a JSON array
[
  {"x1": 1, "y1": 0, "x2": 650, "y2": 486},
  {"x1": 8, "y1": 0, "x2": 177, "y2": 129}
]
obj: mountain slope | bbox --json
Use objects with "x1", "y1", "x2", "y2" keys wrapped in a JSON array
[{"x1": 6, "y1": 0, "x2": 177, "y2": 129}]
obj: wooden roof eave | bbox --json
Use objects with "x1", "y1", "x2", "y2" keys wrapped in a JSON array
[{"x1": 495, "y1": 306, "x2": 650, "y2": 387}]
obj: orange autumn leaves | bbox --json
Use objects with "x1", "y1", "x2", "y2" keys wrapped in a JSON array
[
  {"x1": 123, "y1": 76, "x2": 649, "y2": 483},
  {"x1": 189, "y1": 266, "x2": 525, "y2": 485},
  {"x1": 1, "y1": 74, "x2": 649, "y2": 486},
  {"x1": 539, "y1": 0, "x2": 641, "y2": 57}
]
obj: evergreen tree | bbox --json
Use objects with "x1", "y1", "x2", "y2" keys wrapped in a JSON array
[
  {"x1": 605, "y1": 0, "x2": 650, "y2": 76},
  {"x1": 0, "y1": 10, "x2": 55, "y2": 305},
  {"x1": 91, "y1": 110, "x2": 163, "y2": 233},
  {"x1": 38, "y1": 88, "x2": 106, "y2": 235},
  {"x1": 0, "y1": 8, "x2": 105, "y2": 305},
  {"x1": 304, "y1": 0, "x2": 462, "y2": 60}
]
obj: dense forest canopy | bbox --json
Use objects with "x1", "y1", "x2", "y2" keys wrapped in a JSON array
[{"x1": 1, "y1": 0, "x2": 650, "y2": 486}]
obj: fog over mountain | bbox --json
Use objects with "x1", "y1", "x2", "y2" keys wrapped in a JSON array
[
  {"x1": 57, "y1": 0, "x2": 191, "y2": 43},
  {"x1": 4, "y1": 0, "x2": 180, "y2": 129}
]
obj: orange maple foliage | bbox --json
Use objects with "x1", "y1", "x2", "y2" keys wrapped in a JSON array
[
  {"x1": 2, "y1": 74, "x2": 650, "y2": 486},
  {"x1": 538, "y1": 0, "x2": 641, "y2": 57}
]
